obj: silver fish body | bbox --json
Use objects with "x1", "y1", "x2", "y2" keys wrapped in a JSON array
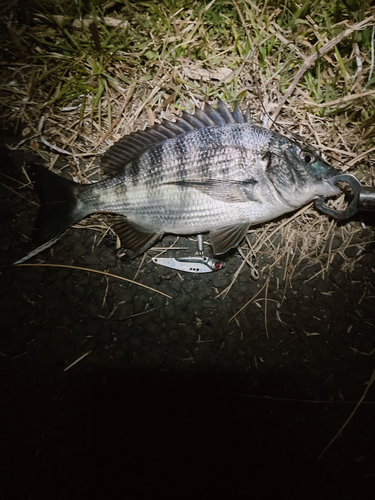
[{"x1": 29, "y1": 100, "x2": 341, "y2": 257}]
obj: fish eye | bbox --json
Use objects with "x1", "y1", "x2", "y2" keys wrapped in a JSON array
[{"x1": 299, "y1": 150, "x2": 315, "y2": 164}]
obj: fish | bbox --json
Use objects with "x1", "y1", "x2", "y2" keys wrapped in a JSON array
[{"x1": 28, "y1": 99, "x2": 342, "y2": 257}]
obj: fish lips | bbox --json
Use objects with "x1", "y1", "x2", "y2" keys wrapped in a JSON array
[{"x1": 315, "y1": 163, "x2": 344, "y2": 199}]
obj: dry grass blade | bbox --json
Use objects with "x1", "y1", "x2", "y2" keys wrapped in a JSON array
[
  {"x1": 63, "y1": 351, "x2": 92, "y2": 372},
  {"x1": 94, "y1": 82, "x2": 136, "y2": 149},
  {"x1": 14, "y1": 263, "x2": 172, "y2": 299},
  {"x1": 229, "y1": 277, "x2": 269, "y2": 323},
  {"x1": 347, "y1": 145, "x2": 375, "y2": 168},
  {"x1": 230, "y1": 393, "x2": 375, "y2": 404},
  {"x1": 264, "y1": 277, "x2": 270, "y2": 340},
  {"x1": 0, "y1": 183, "x2": 39, "y2": 206},
  {"x1": 271, "y1": 15, "x2": 375, "y2": 123},
  {"x1": 252, "y1": 204, "x2": 314, "y2": 255},
  {"x1": 306, "y1": 89, "x2": 375, "y2": 108},
  {"x1": 232, "y1": 0, "x2": 253, "y2": 51},
  {"x1": 318, "y1": 369, "x2": 375, "y2": 460},
  {"x1": 215, "y1": 258, "x2": 247, "y2": 299}
]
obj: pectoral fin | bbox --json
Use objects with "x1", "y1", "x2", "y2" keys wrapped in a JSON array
[
  {"x1": 108, "y1": 216, "x2": 162, "y2": 258},
  {"x1": 171, "y1": 179, "x2": 257, "y2": 203},
  {"x1": 209, "y1": 222, "x2": 250, "y2": 255}
]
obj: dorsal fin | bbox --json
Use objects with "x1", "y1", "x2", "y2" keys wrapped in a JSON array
[
  {"x1": 203, "y1": 102, "x2": 227, "y2": 125},
  {"x1": 101, "y1": 100, "x2": 250, "y2": 176},
  {"x1": 244, "y1": 106, "x2": 253, "y2": 124},
  {"x1": 232, "y1": 102, "x2": 245, "y2": 123},
  {"x1": 216, "y1": 99, "x2": 236, "y2": 124}
]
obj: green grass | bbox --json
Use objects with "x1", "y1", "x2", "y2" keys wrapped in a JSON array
[{"x1": 1, "y1": 0, "x2": 374, "y2": 135}]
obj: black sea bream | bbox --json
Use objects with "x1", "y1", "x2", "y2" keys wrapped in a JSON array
[{"x1": 29, "y1": 100, "x2": 342, "y2": 256}]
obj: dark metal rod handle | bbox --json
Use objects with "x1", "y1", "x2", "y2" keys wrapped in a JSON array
[{"x1": 358, "y1": 187, "x2": 375, "y2": 212}]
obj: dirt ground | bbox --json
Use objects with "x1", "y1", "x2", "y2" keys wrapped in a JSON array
[{"x1": 1, "y1": 134, "x2": 375, "y2": 499}]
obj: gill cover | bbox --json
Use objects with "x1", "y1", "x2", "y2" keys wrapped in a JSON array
[{"x1": 265, "y1": 145, "x2": 342, "y2": 208}]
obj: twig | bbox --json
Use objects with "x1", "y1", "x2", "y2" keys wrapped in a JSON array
[
  {"x1": 318, "y1": 369, "x2": 375, "y2": 460},
  {"x1": 270, "y1": 16, "x2": 374, "y2": 123}
]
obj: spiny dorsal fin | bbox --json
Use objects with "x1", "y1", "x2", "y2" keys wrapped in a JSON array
[
  {"x1": 215, "y1": 99, "x2": 236, "y2": 124},
  {"x1": 232, "y1": 102, "x2": 245, "y2": 124},
  {"x1": 100, "y1": 100, "x2": 250, "y2": 176}
]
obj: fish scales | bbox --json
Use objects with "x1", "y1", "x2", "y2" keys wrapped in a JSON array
[
  {"x1": 78, "y1": 125, "x2": 271, "y2": 232},
  {"x1": 28, "y1": 100, "x2": 342, "y2": 257}
]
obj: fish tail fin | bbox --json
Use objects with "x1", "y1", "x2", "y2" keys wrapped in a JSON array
[{"x1": 28, "y1": 163, "x2": 87, "y2": 246}]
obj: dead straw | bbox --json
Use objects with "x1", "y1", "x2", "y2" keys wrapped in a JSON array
[
  {"x1": 93, "y1": 81, "x2": 136, "y2": 148},
  {"x1": 0, "y1": 182, "x2": 39, "y2": 206},
  {"x1": 318, "y1": 369, "x2": 375, "y2": 460},
  {"x1": 228, "y1": 392, "x2": 375, "y2": 404},
  {"x1": 307, "y1": 89, "x2": 375, "y2": 108},
  {"x1": 270, "y1": 15, "x2": 375, "y2": 123},
  {"x1": 14, "y1": 263, "x2": 172, "y2": 299},
  {"x1": 63, "y1": 350, "x2": 92, "y2": 372},
  {"x1": 264, "y1": 277, "x2": 270, "y2": 339},
  {"x1": 229, "y1": 277, "x2": 270, "y2": 323}
]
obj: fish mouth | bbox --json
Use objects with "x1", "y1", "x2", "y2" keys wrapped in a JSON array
[
  {"x1": 269, "y1": 171, "x2": 343, "y2": 209},
  {"x1": 264, "y1": 148, "x2": 344, "y2": 208},
  {"x1": 323, "y1": 166, "x2": 351, "y2": 197},
  {"x1": 324, "y1": 177, "x2": 342, "y2": 197},
  {"x1": 302, "y1": 163, "x2": 344, "y2": 204}
]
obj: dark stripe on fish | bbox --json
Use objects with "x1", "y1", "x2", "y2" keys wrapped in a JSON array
[
  {"x1": 173, "y1": 136, "x2": 189, "y2": 180},
  {"x1": 129, "y1": 157, "x2": 141, "y2": 185},
  {"x1": 198, "y1": 149, "x2": 212, "y2": 179},
  {"x1": 146, "y1": 144, "x2": 164, "y2": 187}
]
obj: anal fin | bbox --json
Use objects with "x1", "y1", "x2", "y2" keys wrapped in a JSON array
[
  {"x1": 109, "y1": 216, "x2": 162, "y2": 258},
  {"x1": 209, "y1": 223, "x2": 250, "y2": 255}
]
